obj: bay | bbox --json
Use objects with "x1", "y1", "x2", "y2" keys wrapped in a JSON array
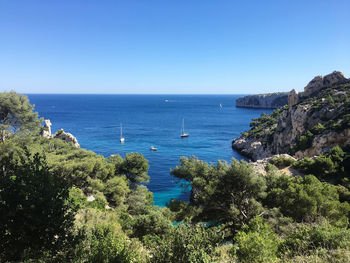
[{"x1": 27, "y1": 94, "x2": 272, "y2": 206}]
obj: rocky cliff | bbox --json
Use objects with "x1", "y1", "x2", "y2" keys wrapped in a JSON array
[
  {"x1": 53, "y1": 129, "x2": 80, "y2": 148},
  {"x1": 41, "y1": 119, "x2": 80, "y2": 148},
  {"x1": 236, "y1": 92, "x2": 288, "y2": 109},
  {"x1": 232, "y1": 71, "x2": 350, "y2": 161}
]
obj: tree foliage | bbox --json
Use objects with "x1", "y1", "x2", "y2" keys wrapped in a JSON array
[
  {"x1": 0, "y1": 151, "x2": 78, "y2": 261},
  {"x1": 0, "y1": 91, "x2": 41, "y2": 142}
]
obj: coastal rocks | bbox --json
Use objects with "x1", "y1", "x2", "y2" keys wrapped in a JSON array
[
  {"x1": 53, "y1": 129, "x2": 80, "y2": 148},
  {"x1": 288, "y1": 89, "x2": 299, "y2": 107},
  {"x1": 295, "y1": 129, "x2": 350, "y2": 158},
  {"x1": 303, "y1": 71, "x2": 347, "y2": 97},
  {"x1": 232, "y1": 71, "x2": 350, "y2": 161},
  {"x1": 236, "y1": 92, "x2": 288, "y2": 109},
  {"x1": 232, "y1": 137, "x2": 272, "y2": 161},
  {"x1": 303, "y1": 75, "x2": 323, "y2": 97},
  {"x1": 41, "y1": 120, "x2": 80, "y2": 148},
  {"x1": 41, "y1": 119, "x2": 52, "y2": 138}
]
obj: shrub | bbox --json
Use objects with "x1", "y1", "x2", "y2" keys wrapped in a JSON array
[
  {"x1": 279, "y1": 222, "x2": 350, "y2": 257},
  {"x1": 270, "y1": 155, "x2": 295, "y2": 168},
  {"x1": 145, "y1": 223, "x2": 221, "y2": 263},
  {"x1": 231, "y1": 217, "x2": 279, "y2": 263}
]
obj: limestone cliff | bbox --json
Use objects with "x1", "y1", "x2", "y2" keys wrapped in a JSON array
[
  {"x1": 53, "y1": 129, "x2": 80, "y2": 148},
  {"x1": 232, "y1": 71, "x2": 350, "y2": 161},
  {"x1": 41, "y1": 120, "x2": 80, "y2": 148},
  {"x1": 236, "y1": 92, "x2": 288, "y2": 109}
]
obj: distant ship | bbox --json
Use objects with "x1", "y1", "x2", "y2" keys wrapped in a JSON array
[
  {"x1": 180, "y1": 119, "x2": 189, "y2": 138},
  {"x1": 120, "y1": 123, "x2": 125, "y2": 143},
  {"x1": 220, "y1": 103, "x2": 223, "y2": 108}
]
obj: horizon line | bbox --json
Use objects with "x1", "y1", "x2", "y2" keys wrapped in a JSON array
[{"x1": 24, "y1": 93, "x2": 250, "y2": 95}]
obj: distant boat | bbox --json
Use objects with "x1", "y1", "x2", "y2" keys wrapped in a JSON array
[
  {"x1": 150, "y1": 146, "x2": 157, "y2": 151},
  {"x1": 220, "y1": 103, "x2": 223, "y2": 108},
  {"x1": 181, "y1": 119, "x2": 189, "y2": 138},
  {"x1": 120, "y1": 123, "x2": 125, "y2": 143}
]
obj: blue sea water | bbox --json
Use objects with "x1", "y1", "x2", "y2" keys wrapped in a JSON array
[{"x1": 27, "y1": 94, "x2": 272, "y2": 206}]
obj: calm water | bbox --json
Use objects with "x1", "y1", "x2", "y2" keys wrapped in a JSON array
[{"x1": 27, "y1": 94, "x2": 271, "y2": 206}]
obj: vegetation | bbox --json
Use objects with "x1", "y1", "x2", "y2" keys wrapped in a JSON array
[
  {"x1": 270, "y1": 155, "x2": 295, "y2": 168},
  {"x1": 0, "y1": 91, "x2": 41, "y2": 142},
  {"x1": 1, "y1": 91, "x2": 350, "y2": 262}
]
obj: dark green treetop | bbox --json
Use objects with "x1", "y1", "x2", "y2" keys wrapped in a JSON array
[{"x1": 0, "y1": 91, "x2": 41, "y2": 142}]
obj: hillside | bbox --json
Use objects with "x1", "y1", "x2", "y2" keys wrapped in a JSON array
[{"x1": 232, "y1": 71, "x2": 350, "y2": 161}]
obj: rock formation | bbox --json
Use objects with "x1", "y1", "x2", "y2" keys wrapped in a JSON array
[
  {"x1": 236, "y1": 92, "x2": 288, "y2": 109},
  {"x1": 41, "y1": 119, "x2": 52, "y2": 138},
  {"x1": 233, "y1": 71, "x2": 350, "y2": 161},
  {"x1": 41, "y1": 120, "x2": 80, "y2": 148},
  {"x1": 288, "y1": 89, "x2": 299, "y2": 107},
  {"x1": 53, "y1": 129, "x2": 80, "y2": 148},
  {"x1": 303, "y1": 71, "x2": 347, "y2": 97}
]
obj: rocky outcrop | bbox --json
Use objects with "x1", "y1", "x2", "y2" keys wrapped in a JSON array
[
  {"x1": 41, "y1": 119, "x2": 52, "y2": 138},
  {"x1": 303, "y1": 71, "x2": 347, "y2": 97},
  {"x1": 288, "y1": 89, "x2": 299, "y2": 107},
  {"x1": 236, "y1": 92, "x2": 288, "y2": 109},
  {"x1": 232, "y1": 137, "x2": 272, "y2": 161},
  {"x1": 233, "y1": 71, "x2": 350, "y2": 161},
  {"x1": 250, "y1": 154, "x2": 297, "y2": 176},
  {"x1": 295, "y1": 128, "x2": 350, "y2": 159},
  {"x1": 53, "y1": 129, "x2": 80, "y2": 148},
  {"x1": 41, "y1": 120, "x2": 80, "y2": 148}
]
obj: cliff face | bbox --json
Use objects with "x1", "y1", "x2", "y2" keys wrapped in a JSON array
[
  {"x1": 236, "y1": 92, "x2": 288, "y2": 109},
  {"x1": 233, "y1": 71, "x2": 350, "y2": 161}
]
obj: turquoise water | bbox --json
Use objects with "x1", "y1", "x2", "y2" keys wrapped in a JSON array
[{"x1": 27, "y1": 94, "x2": 271, "y2": 206}]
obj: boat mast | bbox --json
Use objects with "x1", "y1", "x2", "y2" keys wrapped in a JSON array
[{"x1": 120, "y1": 123, "x2": 123, "y2": 139}]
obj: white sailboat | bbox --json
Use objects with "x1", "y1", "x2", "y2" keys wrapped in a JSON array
[
  {"x1": 150, "y1": 146, "x2": 157, "y2": 151},
  {"x1": 120, "y1": 123, "x2": 125, "y2": 143},
  {"x1": 180, "y1": 119, "x2": 189, "y2": 138}
]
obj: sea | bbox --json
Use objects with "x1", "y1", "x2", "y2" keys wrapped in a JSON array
[{"x1": 27, "y1": 94, "x2": 272, "y2": 206}]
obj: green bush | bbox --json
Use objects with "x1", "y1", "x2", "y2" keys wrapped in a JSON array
[
  {"x1": 145, "y1": 223, "x2": 221, "y2": 263},
  {"x1": 231, "y1": 217, "x2": 279, "y2": 263},
  {"x1": 270, "y1": 155, "x2": 295, "y2": 168},
  {"x1": 279, "y1": 222, "x2": 350, "y2": 257}
]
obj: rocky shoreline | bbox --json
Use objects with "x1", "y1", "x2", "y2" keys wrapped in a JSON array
[
  {"x1": 235, "y1": 92, "x2": 288, "y2": 109},
  {"x1": 233, "y1": 71, "x2": 350, "y2": 162}
]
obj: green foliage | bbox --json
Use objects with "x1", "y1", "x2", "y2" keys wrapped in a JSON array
[
  {"x1": 171, "y1": 157, "x2": 266, "y2": 235},
  {"x1": 119, "y1": 152, "x2": 150, "y2": 187},
  {"x1": 167, "y1": 199, "x2": 201, "y2": 222},
  {"x1": 104, "y1": 175, "x2": 129, "y2": 207},
  {"x1": 293, "y1": 146, "x2": 346, "y2": 179},
  {"x1": 145, "y1": 223, "x2": 221, "y2": 263},
  {"x1": 130, "y1": 208, "x2": 173, "y2": 239},
  {"x1": 231, "y1": 217, "x2": 279, "y2": 263},
  {"x1": 311, "y1": 123, "x2": 326, "y2": 134},
  {"x1": 0, "y1": 151, "x2": 78, "y2": 262},
  {"x1": 270, "y1": 155, "x2": 295, "y2": 168},
  {"x1": 126, "y1": 185, "x2": 154, "y2": 215},
  {"x1": 244, "y1": 106, "x2": 287, "y2": 139},
  {"x1": 294, "y1": 131, "x2": 314, "y2": 152},
  {"x1": 0, "y1": 91, "x2": 41, "y2": 142},
  {"x1": 265, "y1": 173, "x2": 350, "y2": 226},
  {"x1": 82, "y1": 224, "x2": 146, "y2": 263},
  {"x1": 279, "y1": 222, "x2": 350, "y2": 257}
]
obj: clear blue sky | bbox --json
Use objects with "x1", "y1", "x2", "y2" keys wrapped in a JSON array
[{"x1": 0, "y1": 0, "x2": 349, "y2": 94}]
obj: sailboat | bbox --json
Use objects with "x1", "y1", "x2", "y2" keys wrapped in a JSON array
[
  {"x1": 150, "y1": 146, "x2": 157, "y2": 151},
  {"x1": 120, "y1": 123, "x2": 125, "y2": 143},
  {"x1": 180, "y1": 119, "x2": 189, "y2": 138}
]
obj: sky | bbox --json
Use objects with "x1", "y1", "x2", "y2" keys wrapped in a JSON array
[{"x1": 0, "y1": 0, "x2": 349, "y2": 94}]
